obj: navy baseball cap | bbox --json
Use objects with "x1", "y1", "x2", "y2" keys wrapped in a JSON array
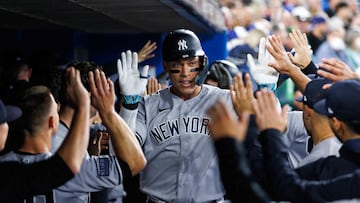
[
  {"x1": 311, "y1": 16, "x2": 326, "y2": 25},
  {"x1": 296, "y1": 78, "x2": 332, "y2": 108},
  {"x1": 0, "y1": 99, "x2": 22, "y2": 125},
  {"x1": 313, "y1": 80, "x2": 360, "y2": 121}
]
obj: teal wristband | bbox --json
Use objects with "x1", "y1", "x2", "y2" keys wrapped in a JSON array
[
  {"x1": 122, "y1": 95, "x2": 142, "y2": 105},
  {"x1": 258, "y1": 83, "x2": 277, "y2": 92}
]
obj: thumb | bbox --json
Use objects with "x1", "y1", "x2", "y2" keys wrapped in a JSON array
[
  {"x1": 287, "y1": 52, "x2": 296, "y2": 64},
  {"x1": 247, "y1": 54, "x2": 257, "y2": 73},
  {"x1": 141, "y1": 65, "x2": 149, "y2": 78}
]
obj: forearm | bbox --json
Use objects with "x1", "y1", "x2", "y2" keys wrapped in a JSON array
[
  {"x1": 119, "y1": 106, "x2": 138, "y2": 132},
  {"x1": 101, "y1": 110, "x2": 146, "y2": 176},
  {"x1": 288, "y1": 66, "x2": 311, "y2": 93},
  {"x1": 259, "y1": 129, "x2": 311, "y2": 202},
  {"x1": 301, "y1": 61, "x2": 317, "y2": 75},
  {"x1": 215, "y1": 137, "x2": 270, "y2": 203},
  {"x1": 57, "y1": 106, "x2": 90, "y2": 174}
]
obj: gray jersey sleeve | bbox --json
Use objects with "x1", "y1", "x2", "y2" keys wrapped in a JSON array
[
  {"x1": 282, "y1": 111, "x2": 310, "y2": 168},
  {"x1": 54, "y1": 155, "x2": 123, "y2": 202}
]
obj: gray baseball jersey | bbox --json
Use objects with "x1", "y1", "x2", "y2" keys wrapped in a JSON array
[
  {"x1": 135, "y1": 85, "x2": 236, "y2": 202},
  {"x1": 282, "y1": 111, "x2": 310, "y2": 168},
  {"x1": 0, "y1": 151, "x2": 123, "y2": 203}
]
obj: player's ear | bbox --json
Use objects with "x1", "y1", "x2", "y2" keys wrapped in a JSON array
[{"x1": 48, "y1": 116, "x2": 55, "y2": 129}]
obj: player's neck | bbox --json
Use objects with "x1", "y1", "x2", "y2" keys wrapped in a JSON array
[
  {"x1": 59, "y1": 105, "x2": 74, "y2": 128},
  {"x1": 18, "y1": 133, "x2": 52, "y2": 154},
  {"x1": 170, "y1": 85, "x2": 202, "y2": 100}
]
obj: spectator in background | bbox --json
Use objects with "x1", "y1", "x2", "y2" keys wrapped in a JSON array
[
  {"x1": 0, "y1": 51, "x2": 31, "y2": 106},
  {"x1": 308, "y1": 0, "x2": 328, "y2": 17},
  {"x1": 306, "y1": 16, "x2": 328, "y2": 54},
  {"x1": 315, "y1": 25, "x2": 351, "y2": 66},
  {"x1": 291, "y1": 6, "x2": 312, "y2": 33},
  {"x1": 324, "y1": 0, "x2": 342, "y2": 17},
  {"x1": 345, "y1": 29, "x2": 360, "y2": 70},
  {"x1": 350, "y1": 14, "x2": 360, "y2": 31},
  {"x1": 329, "y1": 2, "x2": 353, "y2": 30},
  {"x1": 348, "y1": 0, "x2": 359, "y2": 15}
]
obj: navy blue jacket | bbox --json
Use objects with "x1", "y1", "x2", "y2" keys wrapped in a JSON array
[
  {"x1": 259, "y1": 129, "x2": 360, "y2": 202},
  {"x1": 214, "y1": 130, "x2": 360, "y2": 203},
  {"x1": 296, "y1": 138, "x2": 360, "y2": 180}
]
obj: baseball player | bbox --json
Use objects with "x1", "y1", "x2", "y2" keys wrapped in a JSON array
[
  {"x1": 118, "y1": 29, "x2": 236, "y2": 202},
  {"x1": 0, "y1": 67, "x2": 145, "y2": 202}
]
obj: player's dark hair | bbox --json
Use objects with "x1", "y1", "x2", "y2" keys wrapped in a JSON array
[
  {"x1": 19, "y1": 86, "x2": 53, "y2": 135},
  {"x1": 66, "y1": 61, "x2": 103, "y2": 91},
  {"x1": 343, "y1": 120, "x2": 360, "y2": 134},
  {"x1": 59, "y1": 61, "x2": 103, "y2": 105}
]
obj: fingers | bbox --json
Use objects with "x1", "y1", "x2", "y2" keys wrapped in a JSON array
[
  {"x1": 258, "y1": 37, "x2": 266, "y2": 62},
  {"x1": 126, "y1": 50, "x2": 132, "y2": 70},
  {"x1": 88, "y1": 71, "x2": 97, "y2": 96},
  {"x1": 117, "y1": 59, "x2": 123, "y2": 77},
  {"x1": 132, "y1": 51, "x2": 138, "y2": 71},
  {"x1": 247, "y1": 54, "x2": 257, "y2": 72},
  {"x1": 141, "y1": 65, "x2": 149, "y2": 78},
  {"x1": 244, "y1": 73, "x2": 254, "y2": 100},
  {"x1": 147, "y1": 77, "x2": 160, "y2": 94},
  {"x1": 281, "y1": 105, "x2": 288, "y2": 121},
  {"x1": 141, "y1": 40, "x2": 157, "y2": 54}
]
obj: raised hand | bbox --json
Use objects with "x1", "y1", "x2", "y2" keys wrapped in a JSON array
[
  {"x1": 252, "y1": 90, "x2": 288, "y2": 133},
  {"x1": 317, "y1": 58, "x2": 359, "y2": 81},
  {"x1": 247, "y1": 37, "x2": 279, "y2": 91},
  {"x1": 117, "y1": 50, "x2": 149, "y2": 104},
  {"x1": 138, "y1": 40, "x2": 157, "y2": 63},
  {"x1": 230, "y1": 73, "x2": 255, "y2": 115},
  {"x1": 65, "y1": 67, "x2": 90, "y2": 108},
  {"x1": 146, "y1": 77, "x2": 161, "y2": 95},
  {"x1": 288, "y1": 29, "x2": 312, "y2": 68},
  {"x1": 266, "y1": 35, "x2": 299, "y2": 75},
  {"x1": 88, "y1": 69, "x2": 115, "y2": 116},
  {"x1": 207, "y1": 99, "x2": 249, "y2": 142}
]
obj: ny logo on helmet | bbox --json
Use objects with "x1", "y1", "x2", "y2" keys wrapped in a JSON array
[{"x1": 178, "y1": 39, "x2": 188, "y2": 51}]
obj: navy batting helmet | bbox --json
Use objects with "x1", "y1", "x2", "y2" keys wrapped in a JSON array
[
  {"x1": 206, "y1": 60, "x2": 241, "y2": 89},
  {"x1": 162, "y1": 29, "x2": 209, "y2": 84}
]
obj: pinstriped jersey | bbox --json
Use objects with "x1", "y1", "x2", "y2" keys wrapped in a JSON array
[{"x1": 136, "y1": 84, "x2": 236, "y2": 203}]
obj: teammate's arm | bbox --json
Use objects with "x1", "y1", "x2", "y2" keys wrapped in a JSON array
[
  {"x1": 89, "y1": 69, "x2": 146, "y2": 176},
  {"x1": 56, "y1": 67, "x2": 90, "y2": 174}
]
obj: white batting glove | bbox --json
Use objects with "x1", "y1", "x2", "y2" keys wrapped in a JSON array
[
  {"x1": 117, "y1": 50, "x2": 149, "y2": 104},
  {"x1": 248, "y1": 37, "x2": 279, "y2": 91}
]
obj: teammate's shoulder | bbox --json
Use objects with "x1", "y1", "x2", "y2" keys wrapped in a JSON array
[
  {"x1": 143, "y1": 87, "x2": 169, "y2": 102},
  {"x1": 202, "y1": 84, "x2": 230, "y2": 94}
]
